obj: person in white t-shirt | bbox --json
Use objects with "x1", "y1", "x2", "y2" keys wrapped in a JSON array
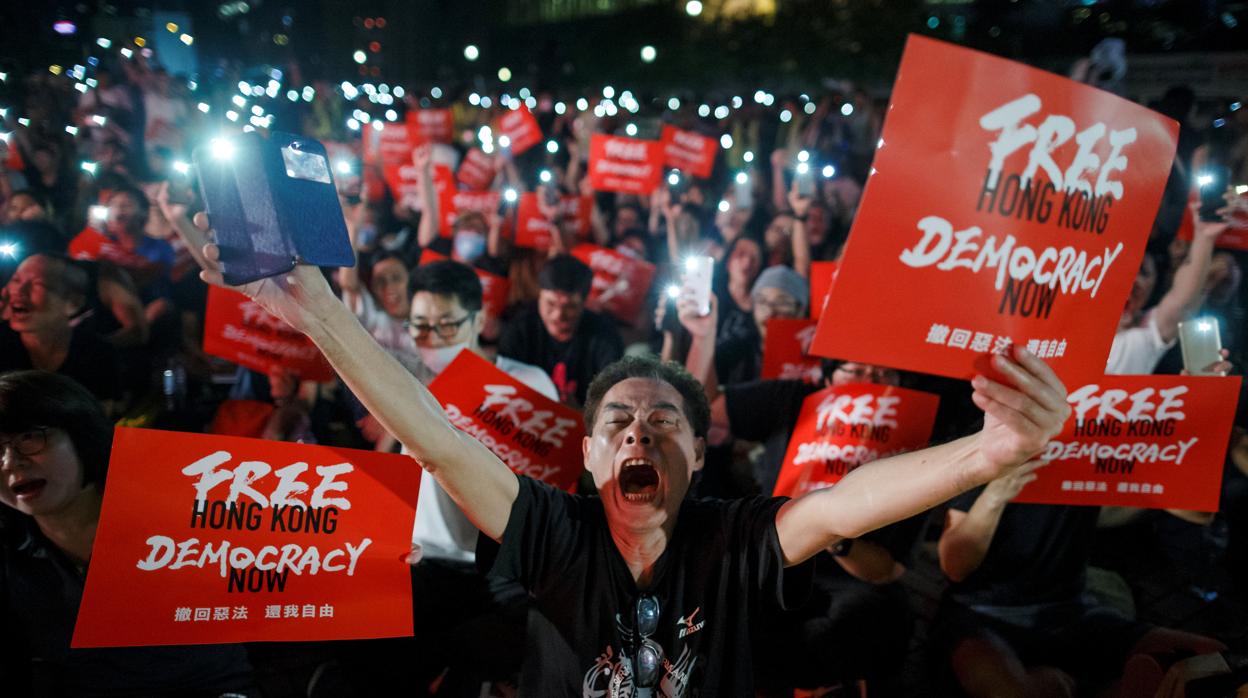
[{"x1": 1106, "y1": 206, "x2": 1230, "y2": 376}]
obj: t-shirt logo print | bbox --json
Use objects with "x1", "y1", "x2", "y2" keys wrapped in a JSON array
[{"x1": 676, "y1": 607, "x2": 704, "y2": 638}]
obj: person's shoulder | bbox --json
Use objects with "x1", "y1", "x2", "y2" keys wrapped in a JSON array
[{"x1": 495, "y1": 356, "x2": 559, "y2": 401}]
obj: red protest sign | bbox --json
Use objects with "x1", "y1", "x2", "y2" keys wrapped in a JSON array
[
  {"x1": 515, "y1": 192, "x2": 557, "y2": 250},
  {"x1": 1013, "y1": 375, "x2": 1242, "y2": 511},
  {"x1": 407, "y1": 108, "x2": 454, "y2": 144},
  {"x1": 773, "y1": 384, "x2": 940, "y2": 498},
  {"x1": 811, "y1": 35, "x2": 1178, "y2": 386},
  {"x1": 563, "y1": 194, "x2": 594, "y2": 240},
  {"x1": 73, "y1": 428, "x2": 420, "y2": 647},
  {"x1": 809, "y1": 262, "x2": 839, "y2": 320},
  {"x1": 428, "y1": 351, "x2": 584, "y2": 491},
  {"x1": 761, "y1": 318, "x2": 822, "y2": 384},
  {"x1": 660, "y1": 125, "x2": 716, "y2": 179},
  {"x1": 570, "y1": 243, "x2": 657, "y2": 326},
  {"x1": 439, "y1": 189, "x2": 501, "y2": 236},
  {"x1": 494, "y1": 106, "x2": 542, "y2": 156},
  {"x1": 203, "y1": 287, "x2": 334, "y2": 382},
  {"x1": 457, "y1": 147, "x2": 497, "y2": 191},
  {"x1": 589, "y1": 134, "x2": 664, "y2": 195},
  {"x1": 362, "y1": 122, "x2": 417, "y2": 167},
  {"x1": 418, "y1": 249, "x2": 511, "y2": 323},
  {"x1": 381, "y1": 162, "x2": 453, "y2": 214}
]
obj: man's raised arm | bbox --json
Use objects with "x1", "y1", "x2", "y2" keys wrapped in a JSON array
[
  {"x1": 774, "y1": 347, "x2": 1070, "y2": 567},
  {"x1": 185, "y1": 214, "x2": 519, "y2": 541}
]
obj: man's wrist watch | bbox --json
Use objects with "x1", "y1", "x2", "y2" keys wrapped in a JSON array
[{"x1": 831, "y1": 538, "x2": 855, "y2": 557}]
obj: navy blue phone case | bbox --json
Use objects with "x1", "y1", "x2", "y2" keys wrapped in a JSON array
[{"x1": 193, "y1": 131, "x2": 354, "y2": 286}]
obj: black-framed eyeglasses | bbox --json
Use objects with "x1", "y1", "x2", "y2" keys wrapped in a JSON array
[
  {"x1": 0, "y1": 428, "x2": 49, "y2": 457},
  {"x1": 404, "y1": 313, "x2": 474, "y2": 339},
  {"x1": 633, "y1": 594, "x2": 664, "y2": 688}
]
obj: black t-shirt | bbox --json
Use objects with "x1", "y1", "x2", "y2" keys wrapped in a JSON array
[
  {"x1": 498, "y1": 303, "x2": 624, "y2": 405},
  {"x1": 480, "y1": 476, "x2": 812, "y2": 696},
  {"x1": 946, "y1": 488, "x2": 1099, "y2": 606},
  {"x1": 0, "y1": 325, "x2": 121, "y2": 403}
]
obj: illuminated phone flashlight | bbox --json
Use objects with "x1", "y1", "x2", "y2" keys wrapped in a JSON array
[
  {"x1": 546, "y1": 139, "x2": 559, "y2": 154},
  {"x1": 88, "y1": 204, "x2": 109, "y2": 223},
  {"x1": 0, "y1": 132, "x2": 10, "y2": 144},
  {"x1": 795, "y1": 162, "x2": 810, "y2": 175},
  {"x1": 735, "y1": 171, "x2": 749, "y2": 185},
  {"x1": 796, "y1": 150, "x2": 810, "y2": 163},
  {"x1": 65, "y1": 125, "x2": 79, "y2": 136},
  {"x1": 91, "y1": 114, "x2": 107, "y2": 127},
  {"x1": 718, "y1": 199, "x2": 730, "y2": 213},
  {"x1": 80, "y1": 161, "x2": 98, "y2": 175},
  {"x1": 171, "y1": 160, "x2": 190, "y2": 175},
  {"x1": 503, "y1": 187, "x2": 519, "y2": 204},
  {"x1": 1198, "y1": 321, "x2": 1213, "y2": 332},
  {"x1": 0, "y1": 242, "x2": 18, "y2": 258},
  {"x1": 498, "y1": 134, "x2": 512, "y2": 150},
  {"x1": 1236, "y1": 185, "x2": 1248, "y2": 195},
  {"x1": 335, "y1": 160, "x2": 353, "y2": 176},
  {"x1": 1196, "y1": 172, "x2": 1214, "y2": 188},
  {"x1": 665, "y1": 284, "x2": 681, "y2": 300},
  {"x1": 822, "y1": 164, "x2": 836, "y2": 178},
  {"x1": 668, "y1": 170, "x2": 681, "y2": 187},
  {"x1": 209, "y1": 138, "x2": 235, "y2": 161},
  {"x1": 539, "y1": 169, "x2": 553, "y2": 184}
]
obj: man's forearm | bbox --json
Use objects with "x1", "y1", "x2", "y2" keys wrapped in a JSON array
[{"x1": 303, "y1": 298, "x2": 518, "y2": 539}]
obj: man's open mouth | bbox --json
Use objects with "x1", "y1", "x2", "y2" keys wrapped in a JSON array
[
  {"x1": 619, "y1": 458, "x2": 660, "y2": 503},
  {"x1": 10, "y1": 478, "x2": 46, "y2": 499}
]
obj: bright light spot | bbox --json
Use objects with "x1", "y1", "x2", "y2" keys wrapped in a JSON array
[
  {"x1": 468, "y1": 92, "x2": 481, "y2": 106},
  {"x1": 668, "y1": 97, "x2": 680, "y2": 110},
  {"x1": 1198, "y1": 321, "x2": 1212, "y2": 332},
  {"x1": 394, "y1": 86, "x2": 406, "y2": 98},
  {"x1": 74, "y1": 83, "x2": 88, "y2": 94},
  {"x1": 172, "y1": 160, "x2": 190, "y2": 175},
  {"x1": 80, "y1": 161, "x2": 97, "y2": 174},
  {"x1": 498, "y1": 67, "x2": 512, "y2": 82},
  {"x1": 250, "y1": 86, "x2": 263, "y2": 97},
  {"x1": 464, "y1": 45, "x2": 479, "y2": 61},
  {"x1": 554, "y1": 101, "x2": 566, "y2": 115},
  {"x1": 120, "y1": 48, "x2": 133, "y2": 59},
  {"x1": 353, "y1": 50, "x2": 367, "y2": 64},
  {"x1": 180, "y1": 34, "x2": 194, "y2": 46},
  {"x1": 640, "y1": 45, "x2": 657, "y2": 63},
  {"x1": 714, "y1": 106, "x2": 729, "y2": 119},
  {"x1": 65, "y1": 125, "x2": 79, "y2": 136},
  {"x1": 762, "y1": 93, "x2": 775, "y2": 107},
  {"x1": 519, "y1": 87, "x2": 531, "y2": 99},
  {"x1": 576, "y1": 98, "x2": 589, "y2": 111},
  {"x1": 877, "y1": 138, "x2": 885, "y2": 148},
  {"x1": 797, "y1": 150, "x2": 809, "y2": 163},
  {"x1": 720, "y1": 134, "x2": 733, "y2": 149},
  {"x1": 753, "y1": 90, "x2": 766, "y2": 104},
  {"x1": 1236, "y1": 184, "x2": 1248, "y2": 196},
  {"x1": 346, "y1": 118, "x2": 360, "y2": 131},
  {"x1": 697, "y1": 104, "x2": 710, "y2": 118},
  {"x1": 226, "y1": 110, "x2": 239, "y2": 121},
  {"x1": 685, "y1": 0, "x2": 703, "y2": 17},
  {"x1": 187, "y1": 80, "x2": 197, "y2": 91},
  {"x1": 841, "y1": 102, "x2": 854, "y2": 116},
  {"x1": 498, "y1": 135, "x2": 512, "y2": 149},
  {"x1": 683, "y1": 256, "x2": 701, "y2": 273},
  {"x1": 796, "y1": 162, "x2": 809, "y2": 175},
  {"x1": 0, "y1": 243, "x2": 18, "y2": 258},
  {"x1": 232, "y1": 95, "x2": 246, "y2": 108},
  {"x1": 804, "y1": 102, "x2": 816, "y2": 115},
  {"x1": 133, "y1": 37, "x2": 146, "y2": 47},
  {"x1": 779, "y1": 109, "x2": 792, "y2": 123},
  {"x1": 503, "y1": 188, "x2": 518, "y2": 203},
  {"x1": 238, "y1": 81, "x2": 251, "y2": 93},
  {"x1": 251, "y1": 105, "x2": 264, "y2": 116},
  {"x1": 625, "y1": 123, "x2": 638, "y2": 136},
  {"x1": 210, "y1": 138, "x2": 235, "y2": 160},
  {"x1": 525, "y1": 96, "x2": 537, "y2": 109},
  {"x1": 478, "y1": 125, "x2": 493, "y2": 143},
  {"x1": 822, "y1": 165, "x2": 836, "y2": 178},
  {"x1": 431, "y1": 86, "x2": 443, "y2": 99},
  {"x1": 17, "y1": 118, "x2": 29, "y2": 127},
  {"x1": 603, "y1": 85, "x2": 615, "y2": 99},
  {"x1": 335, "y1": 160, "x2": 352, "y2": 175},
  {"x1": 287, "y1": 90, "x2": 299, "y2": 101},
  {"x1": 96, "y1": 38, "x2": 111, "y2": 48},
  {"x1": 373, "y1": 120, "x2": 383, "y2": 131},
  {"x1": 539, "y1": 170, "x2": 553, "y2": 183},
  {"x1": 1229, "y1": 102, "x2": 1241, "y2": 112},
  {"x1": 666, "y1": 284, "x2": 681, "y2": 299},
  {"x1": 1197, "y1": 174, "x2": 1214, "y2": 187},
  {"x1": 480, "y1": 96, "x2": 492, "y2": 108},
  {"x1": 718, "y1": 200, "x2": 731, "y2": 213},
  {"x1": 743, "y1": 151, "x2": 754, "y2": 163},
  {"x1": 49, "y1": 65, "x2": 63, "y2": 75},
  {"x1": 735, "y1": 172, "x2": 748, "y2": 184},
  {"x1": 385, "y1": 109, "x2": 397, "y2": 121},
  {"x1": 668, "y1": 171, "x2": 681, "y2": 186},
  {"x1": 482, "y1": 142, "x2": 494, "y2": 154},
  {"x1": 167, "y1": 22, "x2": 179, "y2": 33}
]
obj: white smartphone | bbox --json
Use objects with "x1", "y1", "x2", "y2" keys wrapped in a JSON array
[
  {"x1": 1178, "y1": 317, "x2": 1223, "y2": 375},
  {"x1": 682, "y1": 255, "x2": 714, "y2": 317}
]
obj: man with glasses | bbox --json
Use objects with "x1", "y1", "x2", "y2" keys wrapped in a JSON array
[
  {"x1": 178, "y1": 213, "x2": 1069, "y2": 696},
  {"x1": 499, "y1": 254, "x2": 623, "y2": 407},
  {"x1": 712, "y1": 264, "x2": 809, "y2": 385}
]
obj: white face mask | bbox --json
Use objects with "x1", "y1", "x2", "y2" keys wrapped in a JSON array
[{"x1": 417, "y1": 342, "x2": 468, "y2": 374}]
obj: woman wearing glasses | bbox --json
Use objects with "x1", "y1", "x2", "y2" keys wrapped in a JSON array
[{"x1": 0, "y1": 370, "x2": 256, "y2": 697}]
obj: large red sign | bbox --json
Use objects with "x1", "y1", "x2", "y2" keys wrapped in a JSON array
[
  {"x1": 418, "y1": 249, "x2": 511, "y2": 324},
  {"x1": 773, "y1": 384, "x2": 940, "y2": 498},
  {"x1": 203, "y1": 287, "x2": 334, "y2": 382},
  {"x1": 570, "y1": 243, "x2": 657, "y2": 326},
  {"x1": 73, "y1": 428, "x2": 420, "y2": 647},
  {"x1": 810, "y1": 35, "x2": 1178, "y2": 386},
  {"x1": 428, "y1": 351, "x2": 584, "y2": 491},
  {"x1": 660, "y1": 125, "x2": 717, "y2": 179},
  {"x1": 406, "y1": 109, "x2": 453, "y2": 144},
  {"x1": 515, "y1": 192, "x2": 557, "y2": 250},
  {"x1": 382, "y1": 162, "x2": 453, "y2": 215},
  {"x1": 1013, "y1": 375, "x2": 1242, "y2": 510},
  {"x1": 809, "y1": 262, "x2": 839, "y2": 320},
  {"x1": 494, "y1": 106, "x2": 542, "y2": 156},
  {"x1": 761, "y1": 318, "x2": 822, "y2": 384},
  {"x1": 362, "y1": 122, "x2": 416, "y2": 167},
  {"x1": 589, "y1": 134, "x2": 664, "y2": 195},
  {"x1": 456, "y1": 147, "x2": 496, "y2": 191}
]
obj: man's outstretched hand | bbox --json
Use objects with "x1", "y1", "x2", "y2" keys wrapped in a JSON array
[{"x1": 970, "y1": 347, "x2": 1070, "y2": 485}]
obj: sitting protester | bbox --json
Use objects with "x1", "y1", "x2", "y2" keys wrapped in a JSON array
[{"x1": 0, "y1": 370, "x2": 257, "y2": 696}]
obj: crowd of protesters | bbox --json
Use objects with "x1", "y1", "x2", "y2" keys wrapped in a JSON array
[{"x1": 1, "y1": 36, "x2": 1247, "y2": 698}]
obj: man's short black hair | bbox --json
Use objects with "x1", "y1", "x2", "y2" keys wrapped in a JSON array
[
  {"x1": 410, "y1": 260, "x2": 482, "y2": 313},
  {"x1": 583, "y1": 356, "x2": 710, "y2": 439},
  {"x1": 108, "y1": 185, "x2": 150, "y2": 216},
  {"x1": 0, "y1": 370, "x2": 113, "y2": 488},
  {"x1": 538, "y1": 254, "x2": 593, "y2": 298}
]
